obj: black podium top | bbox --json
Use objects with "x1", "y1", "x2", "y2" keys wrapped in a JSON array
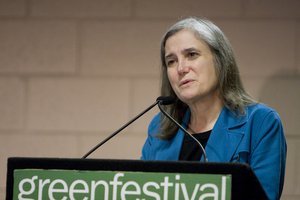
[{"x1": 6, "y1": 157, "x2": 267, "y2": 200}]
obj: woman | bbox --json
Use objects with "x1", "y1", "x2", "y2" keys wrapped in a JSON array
[{"x1": 141, "y1": 17, "x2": 286, "y2": 200}]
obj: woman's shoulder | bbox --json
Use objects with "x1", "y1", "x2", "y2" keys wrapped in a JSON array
[
  {"x1": 246, "y1": 103, "x2": 281, "y2": 122},
  {"x1": 247, "y1": 103, "x2": 277, "y2": 114}
]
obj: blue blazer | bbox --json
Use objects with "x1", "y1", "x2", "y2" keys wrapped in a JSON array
[{"x1": 141, "y1": 104, "x2": 286, "y2": 200}]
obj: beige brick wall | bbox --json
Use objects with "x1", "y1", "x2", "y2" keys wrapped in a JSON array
[{"x1": 0, "y1": 0, "x2": 299, "y2": 199}]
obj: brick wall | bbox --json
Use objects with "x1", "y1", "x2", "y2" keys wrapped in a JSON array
[{"x1": 1, "y1": 0, "x2": 299, "y2": 199}]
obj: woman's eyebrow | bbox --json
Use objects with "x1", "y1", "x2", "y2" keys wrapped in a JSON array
[
  {"x1": 165, "y1": 53, "x2": 175, "y2": 60},
  {"x1": 165, "y1": 47, "x2": 200, "y2": 59},
  {"x1": 182, "y1": 47, "x2": 199, "y2": 53}
]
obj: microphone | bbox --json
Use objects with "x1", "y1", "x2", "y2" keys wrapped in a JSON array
[
  {"x1": 82, "y1": 96, "x2": 174, "y2": 159},
  {"x1": 157, "y1": 100, "x2": 208, "y2": 162},
  {"x1": 156, "y1": 96, "x2": 176, "y2": 105}
]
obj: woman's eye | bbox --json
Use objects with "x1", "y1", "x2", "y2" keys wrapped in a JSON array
[
  {"x1": 188, "y1": 52, "x2": 198, "y2": 58},
  {"x1": 166, "y1": 60, "x2": 175, "y2": 67}
]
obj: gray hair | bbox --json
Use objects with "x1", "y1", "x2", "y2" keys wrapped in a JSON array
[{"x1": 158, "y1": 17, "x2": 255, "y2": 139}]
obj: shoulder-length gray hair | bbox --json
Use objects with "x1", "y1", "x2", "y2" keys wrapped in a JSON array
[{"x1": 159, "y1": 17, "x2": 255, "y2": 139}]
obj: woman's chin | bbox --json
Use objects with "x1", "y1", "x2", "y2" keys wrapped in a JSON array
[{"x1": 177, "y1": 94, "x2": 198, "y2": 104}]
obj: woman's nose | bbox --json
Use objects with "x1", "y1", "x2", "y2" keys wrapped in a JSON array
[{"x1": 177, "y1": 59, "x2": 189, "y2": 74}]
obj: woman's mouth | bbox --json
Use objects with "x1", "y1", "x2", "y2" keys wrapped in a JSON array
[{"x1": 179, "y1": 79, "x2": 194, "y2": 87}]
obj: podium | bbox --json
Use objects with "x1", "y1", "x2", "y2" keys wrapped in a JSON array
[{"x1": 6, "y1": 157, "x2": 267, "y2": 200}]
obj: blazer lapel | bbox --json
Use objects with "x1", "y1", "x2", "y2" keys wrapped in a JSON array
[{"x1": 204, "y1": 107, "x2": 248, "y2": 162}]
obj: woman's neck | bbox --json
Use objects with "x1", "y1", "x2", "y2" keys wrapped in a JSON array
[{"x1": 188, "y1": 95, "x2": 223, "y2": 133}]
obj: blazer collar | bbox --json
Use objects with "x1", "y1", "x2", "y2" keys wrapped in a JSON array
[{"x1": 182, "y1": 107, "x2": 248, "y2": 162}]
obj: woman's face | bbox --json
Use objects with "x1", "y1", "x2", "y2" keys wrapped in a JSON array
[{"x1": 165, "y1": 29, "x2": 219, "y2": 105}]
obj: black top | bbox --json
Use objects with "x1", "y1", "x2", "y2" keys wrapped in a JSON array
[{"x1": 179, "y1": 130, "x2": 211, "y2": 161}]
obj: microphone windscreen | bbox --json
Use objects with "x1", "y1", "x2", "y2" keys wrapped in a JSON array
[{"x1": 156, "y1": 96, "x2": 176, "y2": 105}]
